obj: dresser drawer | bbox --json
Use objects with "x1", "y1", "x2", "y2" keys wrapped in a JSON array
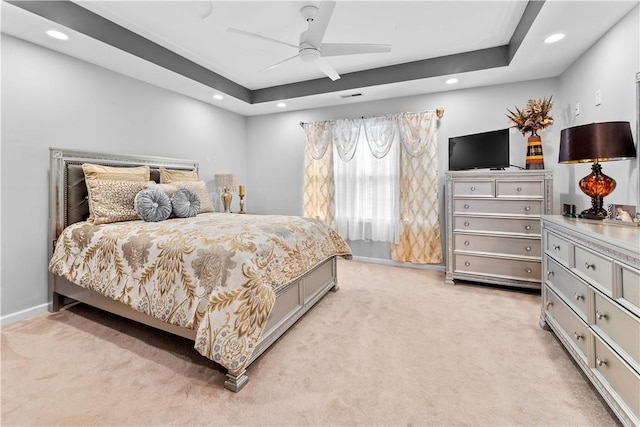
[
  {"x1": 545, "y1": 231, "x2": 571, "y2": 267},
  {"x1": 545, "y1": 256, "x2": 589, "y2": 320},
  {"x1": 594, "y1": 292, "x2": 640, "y2": 369},
  {"x1": 454, "y1": 199, "x2": 543, "y2": 216},
  {"x1": 574, "y1": 245, "x2": 613, "y2": 293},
  {"x1": 496, "y1": 180, "x2": 544, "y2": 198},
  {"x1": 545, "y1": 286, "x2": 589, "y2": 361},
  {"x1": 452, "y1": 180, "x2": 494, "y2": 197},
  {"x1": 455, "y1": 254, "x2": 541, "y2": 282},
  {"x1": 454, "y1": 216, "x2": 540, "y2": 235},
  {"x1": 594, "y1": 336, "x2": 640, "y2": 420},
  {"x1": 620, "y1": 265, "x2": 640, "y2": 316},
  {"x1": 455, "y1": 233, "x2": 540, "y2": 258}
]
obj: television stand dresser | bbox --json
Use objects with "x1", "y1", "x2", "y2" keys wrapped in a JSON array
[
  {"x1": 444, "y1": 170, "x2": 552, "y2": 289},
  {"x1": 540, "y1": 215, "x2": 639, "y2": 426}
]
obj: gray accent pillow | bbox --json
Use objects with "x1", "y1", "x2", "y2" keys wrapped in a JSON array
[
  {"x1": 134, "y1": 188, "x2": 172, "y2": 222},
  {"x1": 171, "y1": 188, "x2": 200, "y2": 218}
]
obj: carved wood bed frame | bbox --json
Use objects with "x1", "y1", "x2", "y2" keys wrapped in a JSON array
[{"x1": 47, "y1": 148, "x2": 340, "y2": 392}]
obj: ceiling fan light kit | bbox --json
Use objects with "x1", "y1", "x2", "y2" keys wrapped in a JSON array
[{"x1": 227, "y1": 0, "x2": 392, "y2": 81}]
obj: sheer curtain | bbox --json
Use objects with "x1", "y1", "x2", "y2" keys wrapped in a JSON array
[{"x1": 334, "y1": 118, "x2": 400, "y2": 242}]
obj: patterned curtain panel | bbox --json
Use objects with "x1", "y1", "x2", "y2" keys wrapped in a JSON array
[
  {"x1": 303, "y1": 121, "x2": 335, "y2": 228},
  {"x1": 391, "y1": 111, "x2": 443, "y2": 264}
]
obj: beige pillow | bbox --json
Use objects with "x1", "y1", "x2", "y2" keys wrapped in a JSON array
[
  {"x1": 151, "y1": 183, "x2": 178, "y2": 197},
  {"x1": 86, "y1": 179, "x2": 152, "y2": 224},
  {"x1": 171, "y1": 181, "x2": 215, "y2": 213},
  {"x1": 160, "y1": 167, "x2": 198, "y2": 184},
  {"x1": 82, "y1": 163, "x2": 150, "y2": 182}
]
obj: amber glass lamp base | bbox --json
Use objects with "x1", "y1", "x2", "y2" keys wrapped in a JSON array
[{"x1": 578, "y1": 163, "x2": 616, "y2": 220}]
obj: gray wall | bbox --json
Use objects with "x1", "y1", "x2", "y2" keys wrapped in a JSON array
[
  {"x1": 1, "y1": 35, "x2": 248, "y2": 320},
  {"x1": 557, "y1": 5, "x2": 639, "y2": 209},
  {"x1": 246, "y1": 78, "x2": 561, "y2": 261}
]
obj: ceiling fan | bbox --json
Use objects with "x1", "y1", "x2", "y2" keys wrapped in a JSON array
[{"x1": 227, "y1": 1, "x2": 392, "y2": 81}]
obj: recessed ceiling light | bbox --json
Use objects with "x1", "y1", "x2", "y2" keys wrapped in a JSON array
[
  {"x1": 213, "y1": 94, "x2": 224, "y2": 100},
  {"x1": 46, "y1": 30, "x2": 68, "y2": 40},
  {"x1": 544, "y1": 33, "x2": 565, "y2": 44},
  {"x1": 276, "y1": 102, "x2": 286, "y2": 108},
  {"x1": 446, "y1": 78, "x2": 459, "y2": 85}
]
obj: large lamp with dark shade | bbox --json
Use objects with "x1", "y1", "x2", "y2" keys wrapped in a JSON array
[{"x1": 559, "y1": 121, "x2": 637, "y2": 220}]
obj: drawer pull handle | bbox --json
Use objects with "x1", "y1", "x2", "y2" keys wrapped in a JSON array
[
  {"x1": 525, "y1": 225, "x2": 532, "y2": 231},
  {"x1": 596, "y1": 357, "x2": 607, "y2": 367},
  {"x1": 464, "y1": 221, "x2": 470, "y2": 227},
  {"x1": 573, "y1": 332, "x2": 583, "y2": 341},
  {"x1": 585, "y1": 262, "x2": 595, "y2": 270},
  {"x1": 546, "y1": 301, "x2": 553, "y2": 309},
  {"x1": 524, "y1": 206, "x2": 531, "y2": 212},
  {"x1": 470, "y1": 186, "x2": 476, "y2": 191},
  {"x1": 464, "y1": 204, "x2": 470, "y2": 210},
  {"x1": 596, "y1": 311, "x2": 608, "y2": 320},
  {"x1": 526, "y1": 268, "x2": 532, "y2": 274},
  {"x1": 464, "y1": 261, "x2": 471, "y2": 267},
  {"x1": 573, "y1": 292, "x2": 584, "y2": 301},
  {"x1": 516, "y1": 187, "x2": 522, "y2": 192},
  {"x1": 553, "y1": 244, "x2": 560, "y2": 250},
  {"x1": 547, "y1": 270, "x2": 554, "y2": 278},
  {"x1": 464, "y1": 240, "x2": 470, "y2": 246},
  {"x1": 525, "y1": 246, "x2": 532, "y2": 252}
]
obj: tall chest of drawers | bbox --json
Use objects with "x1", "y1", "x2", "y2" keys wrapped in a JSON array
[
  {"x1": 444, "y1": 170, "x2": 552, "y2": 289},
  {"x1": 540, "y1": 216, "x2": 640, "y2": 427}
]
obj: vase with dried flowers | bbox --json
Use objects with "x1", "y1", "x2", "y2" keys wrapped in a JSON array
[{"x1": 506, "y1": 96, "x2": 554, "y2": 169}]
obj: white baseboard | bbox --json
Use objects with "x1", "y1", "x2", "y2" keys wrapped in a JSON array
[
  {"x1": 351, "y1": 256, "x2": 445, "y2": 272},
  {"x1": 1, "y1": 303, "x2": 49, "y2": 327}
]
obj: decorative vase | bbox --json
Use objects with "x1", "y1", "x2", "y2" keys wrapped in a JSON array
[
  {"x1": 525, "y1": 132, "x2": 544, "y2": 170},
  {"x1": 221, "y1": 189, "x2": 232, "y2": 213}
]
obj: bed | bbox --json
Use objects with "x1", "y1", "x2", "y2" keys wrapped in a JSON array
[{"x1": 47, "y1": 148, "x2": 351, "y2": 391}]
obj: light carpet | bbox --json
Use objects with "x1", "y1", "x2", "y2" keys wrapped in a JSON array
[{"x1": 1, "y1": 259, "x2": 618, "y2": 426}]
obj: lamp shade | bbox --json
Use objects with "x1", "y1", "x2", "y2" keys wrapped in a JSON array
[
  {"x1": 214, "y1": 174, "x2": 238, "y2": 190},
  {"x1": 558, "y1": 121, "x2": 636, "y2": 164}
]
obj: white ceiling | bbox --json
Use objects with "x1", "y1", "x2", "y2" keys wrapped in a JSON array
[{"x1": 2, "y1": 1, "x2": 638, "y2": 116}]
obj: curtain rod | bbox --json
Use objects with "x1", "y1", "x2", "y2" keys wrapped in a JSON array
[{"x1": 299, "y1": 107, "x2": 445, "y2": 128}]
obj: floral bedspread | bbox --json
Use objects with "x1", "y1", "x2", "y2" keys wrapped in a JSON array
[{"x1": 49, "y1": 213, "x2": 351, "y2": 374}]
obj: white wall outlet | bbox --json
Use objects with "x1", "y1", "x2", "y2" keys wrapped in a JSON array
[
  {"x1": 575, "y1": 102, "x2": 581, "y2": 116},
  {"x1": 595, "y1": 89, "x2": 602, "y2": 106}
]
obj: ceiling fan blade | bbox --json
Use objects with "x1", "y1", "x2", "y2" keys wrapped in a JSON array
[
  {"x1": 304, "y1": 0, "x2": 336, "y2": 47},
  {"x1": 227, "y1": 27, "x2": 299, "y2": 50},
  {"x1": 263, "y1": 54, "x2": 300, "y2": 72},
  {"x1": 321, "y1": 43, "x2": 392, "y2": 57},
  {"x1": 316, "y1": 57, "x2": 340, "y2": 81}
]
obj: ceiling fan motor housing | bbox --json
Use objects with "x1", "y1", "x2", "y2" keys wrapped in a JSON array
[{"x1": 299, "y1": 47, "x2": 321, "y2": 62}]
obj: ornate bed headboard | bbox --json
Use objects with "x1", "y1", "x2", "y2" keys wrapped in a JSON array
[{"x1": 48, "y1": 148, "x2": 199, "y2": 251}]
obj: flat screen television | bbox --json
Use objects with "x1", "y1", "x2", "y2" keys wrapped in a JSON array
[{"x1": 448, "y1": 128, "x2": 510, "y2": 171}]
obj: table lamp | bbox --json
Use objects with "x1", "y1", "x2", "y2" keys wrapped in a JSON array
[
  {"x1": 214, "y1": 174, "x2": 238, "y2": 213},
  {"x1": 558, "y1": 121, "x2": 636, "y2": 220}
]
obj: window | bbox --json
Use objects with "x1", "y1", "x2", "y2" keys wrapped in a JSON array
[{"x1": 334, "y1": 127, "x2": 400, "y2": 243}]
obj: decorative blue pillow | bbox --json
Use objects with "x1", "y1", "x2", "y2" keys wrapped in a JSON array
[
  {"x1": 134, "y1": 188, "x2": 172, "y2": 222},
  {"x1": 171, "y1": 188, "x2": 200, "y2": 218}
]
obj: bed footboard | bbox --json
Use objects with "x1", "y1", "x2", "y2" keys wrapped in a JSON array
[
  {"x1": 50, "y1": 256, "x2": 339, "y2": 392},
  {"x1": 226, "y1": 256, "x2": 338, "y2": 391}
]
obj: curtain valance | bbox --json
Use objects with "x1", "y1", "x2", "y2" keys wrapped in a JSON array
[{"x1": 301, "y1": 110, "x2": 440, "y2": 161}]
